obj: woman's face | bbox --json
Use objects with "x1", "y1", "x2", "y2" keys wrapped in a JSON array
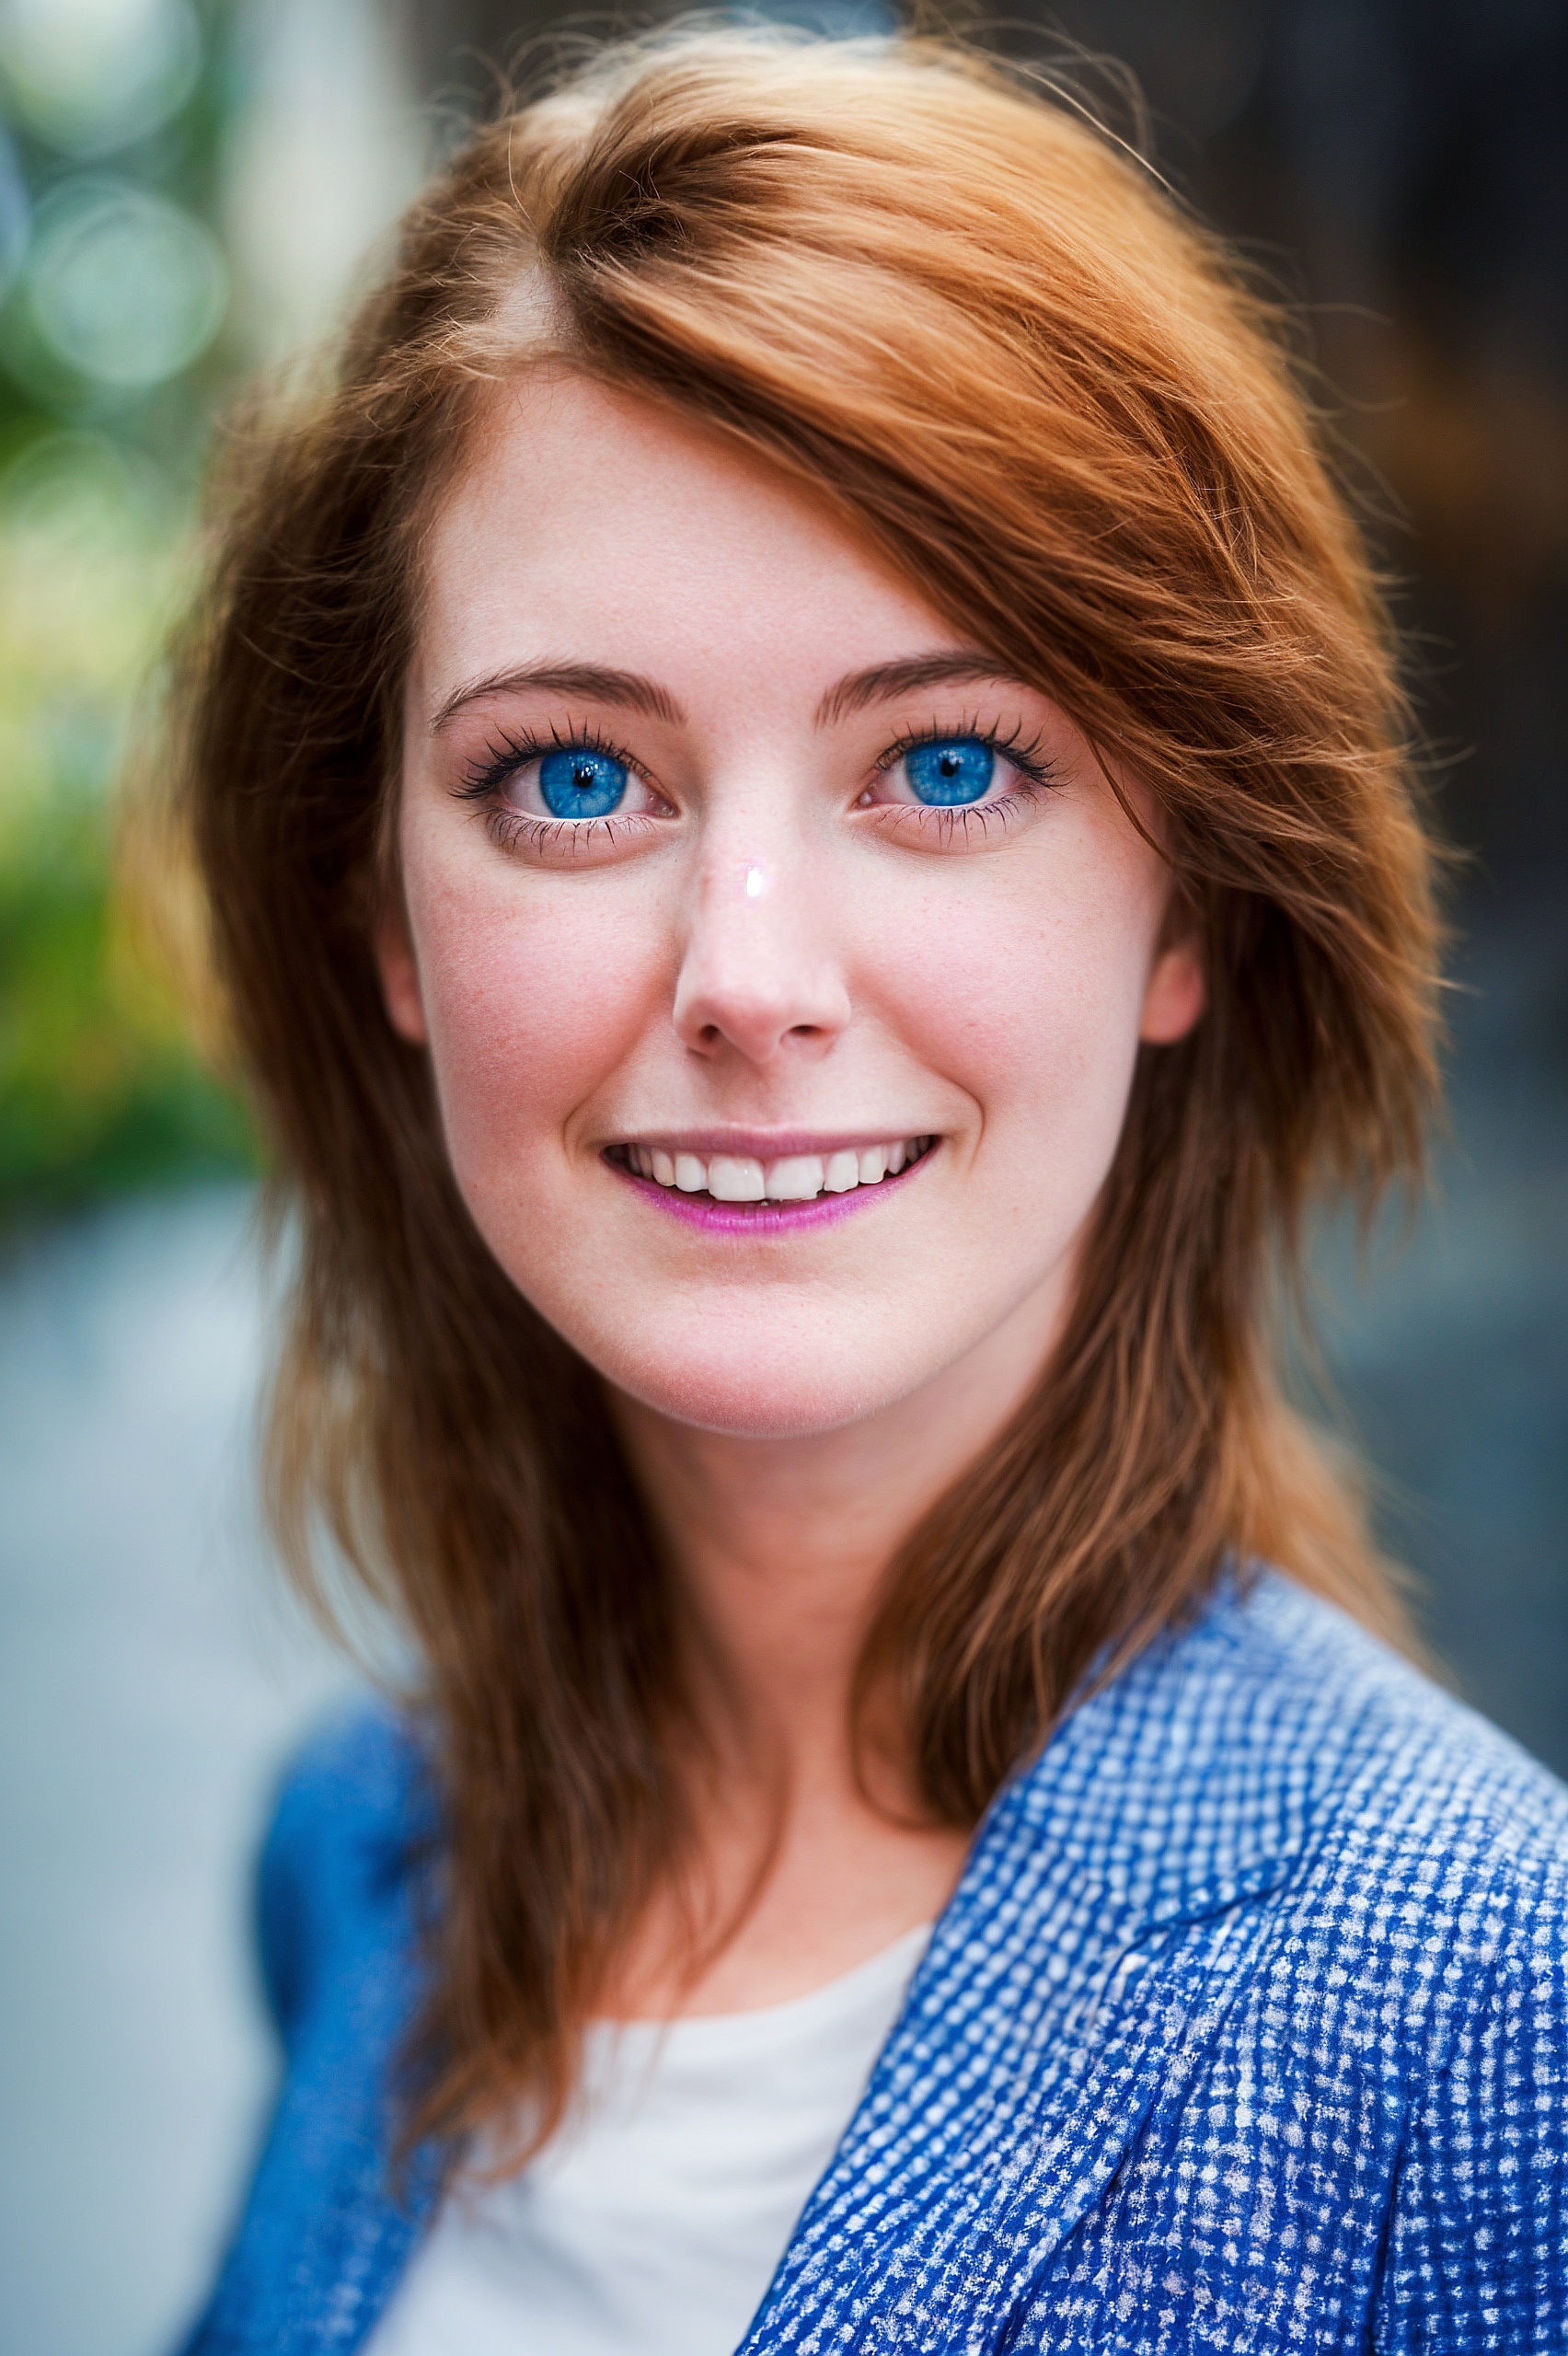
[{"x1": 387, "y1": 372, "x2": 1203, "y2": 1439}]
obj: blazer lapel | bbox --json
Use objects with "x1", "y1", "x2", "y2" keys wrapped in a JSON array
[{"x1": 743, "y1": 1576, "x2": 1315, "y2": 2351}]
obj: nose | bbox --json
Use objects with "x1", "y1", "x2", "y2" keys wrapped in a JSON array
[{"x1": 673, "y1": 854, "x2": 851, "y2": 1068}]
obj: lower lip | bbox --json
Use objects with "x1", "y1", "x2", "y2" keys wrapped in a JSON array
[{"x1": 606, "y1": 1148, "x2": 935, "y2": 1234}]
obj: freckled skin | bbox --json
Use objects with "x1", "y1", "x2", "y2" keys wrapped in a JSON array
[{"x1": 385, "y1": 370, "x2": 1204, "y2": 1445}]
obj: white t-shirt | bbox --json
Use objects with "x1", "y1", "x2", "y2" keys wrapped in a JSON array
[{"x1": 367, "y1": 1922, "x2": 931, "y2": 2356}]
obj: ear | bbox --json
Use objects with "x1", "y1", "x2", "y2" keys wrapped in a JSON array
[
  {"x1": 375, "y1": 897, "x2": 429, "y2": 1045},
  {"x1": 1138, "y1": 933, "x2": 1206, "y2": 1045}
]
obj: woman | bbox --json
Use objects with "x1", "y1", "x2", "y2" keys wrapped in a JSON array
[{"x1": 174, "y1": 29, "x2": 1567, "y2": 2353}]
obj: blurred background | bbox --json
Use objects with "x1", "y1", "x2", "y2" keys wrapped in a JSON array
[{"x1": 0, "y1": 3, "x2": 1562, "y2": 2350}]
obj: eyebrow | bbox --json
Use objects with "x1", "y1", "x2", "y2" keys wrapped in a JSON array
[
  {"x1": 814, "y1": 653, "x2": 1030, "y2": 728},
  {"x1": 429, "y1": 662, "x2": 685, "y2": 733},
  {"x1": 429, "y1": 649, "x2": 1029, "y2": 735}
]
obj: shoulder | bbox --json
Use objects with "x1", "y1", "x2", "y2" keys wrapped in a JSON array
[
  {"x1": 175, "y1": 1703, "x2": 439, "y2": 2352},
  {"x1": 1212, "y1": 1568, "x2": 1568, "y2": 1889},
  {"x1": 998, "y1": 1572, "x2": 1568, "y2": 2329},
  {"x1": 256, "y1": 1696, "x2": 436, "y2": 2050},
  {"x1": 1162, "y1": 1567, "x2": 1568, "y2": 1914},
  {"x1": 1204, "y1": 1576, "x2": 1568, "y2": 2326},
  {"x1": 1239, "y1": 1573, "x2": 1568, "y2": 2063},
  {"x1": 1101, "y1": 1568, "x2": 1568, "y2": 2107},
  {"x1": 1014, "y1": 1564, "x2": 1568, "y2": 2029}
]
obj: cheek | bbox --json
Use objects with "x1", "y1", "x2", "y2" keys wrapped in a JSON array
[
  {"x1": 872, "y1": 851, "x2": 1158, "y2": 1186},
  {"x1": 405, "y1": 859, "x2": 661, "y2": 1195}
]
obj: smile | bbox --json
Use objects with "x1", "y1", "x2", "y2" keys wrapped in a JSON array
[{"x1": 606, "y1": 1135, "x2": 936, "y2": 1205}]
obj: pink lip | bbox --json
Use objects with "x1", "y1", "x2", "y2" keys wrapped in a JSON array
[{"x1": 606, "y1": 1146, "x2": 935, "y2": 1234}]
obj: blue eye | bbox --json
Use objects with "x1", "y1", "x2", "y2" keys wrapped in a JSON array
[
  {"x1": 904, "y1": 737, "x2": 995, "y2": 806},
  {"x1": 537, "y1": 747, "x2": 628, "y2": 819}
]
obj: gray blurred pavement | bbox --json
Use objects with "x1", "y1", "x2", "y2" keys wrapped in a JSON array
[{"x1": 0, "y1": 1187, "x2": 351, "y2": 2356}]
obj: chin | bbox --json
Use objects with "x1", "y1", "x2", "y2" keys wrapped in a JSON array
[{"x1": 580, "y1": 1316, "x2": 913, "y2": 1441}]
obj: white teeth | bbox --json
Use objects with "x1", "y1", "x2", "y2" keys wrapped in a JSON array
[
  {"x1": 708, "y1": 1154, "x2": 766, "y2": 1202},
  {"x1": 628, "y1": 1138, "x2": 930, "y2": 1200},
  {"x1": 765, "y1": 1154, "x2": 825, "y2": 1200}
]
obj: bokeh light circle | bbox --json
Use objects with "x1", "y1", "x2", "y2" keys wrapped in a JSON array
[
  {"x1": 26, "y1": 179, "x2": 227, "y2": 389},
  {"x1": 0, "y1": 0, "x2": 202, "y2": 159}
]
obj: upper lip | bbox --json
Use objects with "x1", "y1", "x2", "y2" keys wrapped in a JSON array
[{"x1": 605, "y1": 1127, "x2": 934, "y2": 1158}]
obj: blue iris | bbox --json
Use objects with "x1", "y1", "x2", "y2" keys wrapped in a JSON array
[
  {"x1": 538, "y1": 747, "x2": 628, "y2": 819},
  {"x1": 904, "y1": 737, "x2": 995, "y2": 806}
]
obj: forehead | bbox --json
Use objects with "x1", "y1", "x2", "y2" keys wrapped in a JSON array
[{"x1": 411, "y1": 369, "x2": 958, "y2": 708}]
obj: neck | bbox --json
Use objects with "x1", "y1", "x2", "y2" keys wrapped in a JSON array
[
  {"x1": 609, "y1": 1277, "x2": 1066, "y2": 1800},
  {"x1": 601, "y1": 1276, "x2": 1070, "y2": 2012}
]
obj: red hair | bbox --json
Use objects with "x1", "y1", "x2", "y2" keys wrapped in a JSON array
[{"x1": 173, "y1": 29, "x2": 1441, "y2": 2154}]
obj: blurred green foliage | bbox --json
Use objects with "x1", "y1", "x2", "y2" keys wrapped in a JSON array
[
  {"x1": 0, "y1": 0, "x2": 258, "y2": 1221},
  {"x1": 0, "y1": 434, "x2": 255, "y2": 1218}
]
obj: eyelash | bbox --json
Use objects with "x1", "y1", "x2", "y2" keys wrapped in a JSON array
[
  {"x1": 455, "y1": 720, "x2": 653, "y2": 855},
  {"x1": 865, "y1": 716, "x2": 1061, "y2": 842},
  {"x1": 452, "y1": 713, "x2": 1062, "y2": 855},
  {"x1": 872, "y1": 714, "x2": 1055, "y2": 786}
]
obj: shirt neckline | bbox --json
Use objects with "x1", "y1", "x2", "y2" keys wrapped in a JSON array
[{"x1": 585, "y1": 1921, "x2": 935, "y2": 2062}]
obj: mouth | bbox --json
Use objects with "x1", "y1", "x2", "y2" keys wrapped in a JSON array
[{"x1": 604, "y1": 1133, "x2": 938, "y2": 1218}]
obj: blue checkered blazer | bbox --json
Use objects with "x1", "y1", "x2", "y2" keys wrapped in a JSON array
[{"x1": 180, "y1": 1570, "x2": 1568, "y2": 2351}]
